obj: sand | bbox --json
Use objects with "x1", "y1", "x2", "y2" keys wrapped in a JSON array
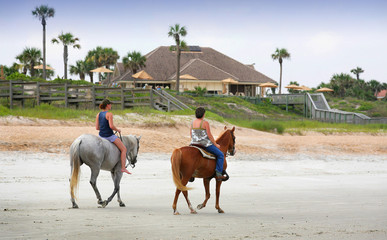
[{"x1": 0, "y1": 116, "x2": 386, "y2": 239}]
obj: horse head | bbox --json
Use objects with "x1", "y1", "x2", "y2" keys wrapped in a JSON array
[
  {"x1": 122, "y1": 135, "x2": 142, "y2": 167},
  {"x1": 223, "y1": 126, "x2": 236, "y2": 156}
]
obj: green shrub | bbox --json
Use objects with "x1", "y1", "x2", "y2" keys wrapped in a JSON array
[
  {"x1": 358, "y1": 102, "x2": 373, "y2": 111},
  {"x1": 251, "y1": 121, "x2": 285, "y2": 134},
  {"x1": 0, "y1": 105, "x2": 10, "y2": 116}
]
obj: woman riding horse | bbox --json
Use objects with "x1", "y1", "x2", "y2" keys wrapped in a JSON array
[
  {"x1": 96, "y1": 99, "x2": 131, "y2": 174},
  {"x1": 190, "y1": 107, "x2": 226, "y2": 181}
]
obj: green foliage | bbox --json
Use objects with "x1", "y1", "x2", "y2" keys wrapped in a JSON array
[
  {"x1": 0, "y1": 105, "x2": 10, "y2": 116},
  {"x1": 323, "y1": 73, "x2": 384, "y2": 101},
  {"x1": 251, "y1": 121, "x2": 284, "y2": 134},
  {"x1": 6, "y1": 72, "x2": 31, "y2": 81},
  {"x1": 51, "y1": 77, "x2": 93, "y2": 85},
  {"x1": 357, "y1": 102, "x2": 373, "y2": 111},
  {"x1": 194, "y1": 86, "x2": 207, "y2": 96}
]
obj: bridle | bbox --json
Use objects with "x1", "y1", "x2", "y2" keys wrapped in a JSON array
[
  {"x1": 223, "y1": 130, "x2": 235, "y2": 157},
  {"x1": 115, "y1": 131, "x2": 138, "y2": 169}
]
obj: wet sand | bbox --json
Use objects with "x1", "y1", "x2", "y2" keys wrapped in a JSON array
[{"x1": 0, "y1": 116, "x2": 387, "y2": 239}]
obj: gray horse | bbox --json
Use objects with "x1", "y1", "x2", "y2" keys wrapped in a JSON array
[{"x1": 69, "y1": 134, "x2": 141, "y2": 208}]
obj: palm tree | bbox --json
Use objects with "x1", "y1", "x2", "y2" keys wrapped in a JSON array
[
  {"x1": 32, "y1": 5, "x2": 55, "y2": 80},
  {"x1": 123, "y1": 51, "x2": 147, "y2": 87},
  {"x1": 84, "y1": 59, "x2": 96, "y2": 83},
  {"x1": 350, "y1": 67, "x2": 364, "y2": 81},
  {"x1": 271, "y1": 48, "x2": 291, "y2": 94},
  {"x1": 52, "y1": 32, "x2": 80, "y2": 79},
  {"x1": 329, "y1": 73, "x2": 354, "y2": 97},
  {"x1": 86, "y1": 47, "x2": 119, "y2": 83},
  {"x1": 168, "y1": 24, "x2": 187, "y2": 92},
  {"x1": 16, "y1": 47, "x2": 42, "y2": 77},
  {"x1": 70, "y1": 60, "x2": 86, "y2": 80},
  {"x1": 368, "y1": 79, "x2": 383, "y2": 97},
  {"x1": 123, "y1": 51, "x2": 146, "y2": 74}
]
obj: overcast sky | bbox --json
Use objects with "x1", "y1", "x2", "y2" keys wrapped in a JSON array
[{"x1": 1, "y1": 0, "x2": 386, "y2": 92}]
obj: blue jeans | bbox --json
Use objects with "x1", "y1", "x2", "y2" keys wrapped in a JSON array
[{"x1": 205, "y1": 144, "x2": 224, "y2": 175}]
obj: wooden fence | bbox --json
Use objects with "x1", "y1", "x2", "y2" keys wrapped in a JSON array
[
  {"x1": 0, "y1": 80, "x2": 168, "y2": 110},
  {"x1": 271, "y1": 93, "x2": 387, "y2": 124}
]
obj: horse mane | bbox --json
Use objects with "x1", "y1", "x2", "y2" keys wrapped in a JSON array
[{"x1": 216, "y1": 129, "x2": 229, "y2": 143}]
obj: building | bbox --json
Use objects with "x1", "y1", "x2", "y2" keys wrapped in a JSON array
[
  {"x1": 375, "y1": 90, "x2": 387, "y2": 100},
  {"x1": 111, "y1": 46, "x2": 276, "y2": 96}
]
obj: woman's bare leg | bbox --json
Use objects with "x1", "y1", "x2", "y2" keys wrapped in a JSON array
[{"x1": 113, "y1": 138, "x2": 131, "y2": 174}]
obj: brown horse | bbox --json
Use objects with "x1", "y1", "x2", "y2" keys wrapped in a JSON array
[{"x1": 171, "y1": 126, "x2": 236, "y2": 215}]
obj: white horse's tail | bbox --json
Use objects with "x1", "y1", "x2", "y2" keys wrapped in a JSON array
[{"x1": 70, "y1": 138, "x2": 82, "y2": 200}]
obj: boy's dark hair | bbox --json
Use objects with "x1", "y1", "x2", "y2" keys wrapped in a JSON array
[
  {"x1": 99, "y1": 99, "x2": 112, "y2": 109},
  {"x1": 195, "y1": 107, "x2": 206, "y2": 118}
]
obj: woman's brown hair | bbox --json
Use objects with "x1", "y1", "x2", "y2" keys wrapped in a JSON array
[{"x1": 99, "y1": 99, "x2": 112, "y2": 109}]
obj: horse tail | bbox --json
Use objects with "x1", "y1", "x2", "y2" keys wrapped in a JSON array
[
  {"x1": 70, "y1": 138, "x2": 82, "y2": 200},
  {"x1": 171, "y1": 148, "x2": 191, "y2": 191}
]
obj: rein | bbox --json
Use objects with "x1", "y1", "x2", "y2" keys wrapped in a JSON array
[{"x1": 114, "y1": 131, "x2": 136, "y2": 169}]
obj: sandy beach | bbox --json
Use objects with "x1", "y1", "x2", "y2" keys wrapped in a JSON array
[{"x1": 1, "y1": 116, "x2": 387, "y2": 239}]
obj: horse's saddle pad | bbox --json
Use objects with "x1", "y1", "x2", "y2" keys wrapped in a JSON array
[{"x1": 189, "y1": 146, "x2": 216, "y2": 159}]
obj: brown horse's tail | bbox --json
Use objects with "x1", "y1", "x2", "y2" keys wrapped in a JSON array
[
  {"x1": 171, "y1": 148, "x2": 191, "y2": 191},
  {"x1": 70, "y1": 138, "x2": 82, "y2": 200}
]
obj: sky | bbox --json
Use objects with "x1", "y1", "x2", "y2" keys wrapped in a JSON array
[{"x1": 1, "y1": 0, "x2": 386, "y2": 93}]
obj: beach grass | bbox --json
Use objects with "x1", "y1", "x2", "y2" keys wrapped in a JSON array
[{"x1": 1, "y1": 102, "x2": 386, "y2": 134}]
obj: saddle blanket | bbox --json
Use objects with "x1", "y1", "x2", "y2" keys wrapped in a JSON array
[{"x1": 189, "y1": 146, "x2": 216, "y2": 160}]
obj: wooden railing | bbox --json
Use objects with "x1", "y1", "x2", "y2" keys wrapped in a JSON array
[
  {"x1": 271, "y1": 93, "x2": 387, "y2": 124},
  {"x1": 0, "y1": 80, "x2": 150, "y2": 110},
  {"x1": 0, "y1": 80, "x2": 190, "y2": 112}
]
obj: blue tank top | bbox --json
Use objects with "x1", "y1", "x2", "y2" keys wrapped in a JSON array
[{"x1": 99, "y1": 111, "x2": 114, "y2": 137}]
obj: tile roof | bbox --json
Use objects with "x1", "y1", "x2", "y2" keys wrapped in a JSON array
[{"x1": 112, "y1": 46, "x2": 276, "y2": 84}]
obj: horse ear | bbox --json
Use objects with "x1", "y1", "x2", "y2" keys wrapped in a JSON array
[
  {"x1": 137, "y1": 135, "x2": 142, "y2": 140},
  {"x1": 231, "y1": 126, "x2": 235, "y2": 132},
  {"x1": 224, "y1": 126, "x2": 227, "y2": 130}
]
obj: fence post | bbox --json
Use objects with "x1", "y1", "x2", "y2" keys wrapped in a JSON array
[
  {"x1": 121, "y1": 87, "x2": 124, "y2": 110},
  {"x1": 36, "y1": 82, "x2": 40, "y2": 106},
  {"x1": 150, "y1": 89, "x2": 153, "y2": 108},
  {"x1": 304, "y1": 94, "x2": 306, "y2": 117},
  {"x1": 92, "y1": 85, "x2": 96, "y2": 109},
  {"x1": 64, "y1": 83, "x2": 68, "y2": 108},
  {"x1": 286, "y1": 95, "x2": 288, "y2": 112},
  {"x1": 9, "y1": 80, "x2": 13, "y2": 109},
  {"x1": 21, "y1": 83, "x2": 25, "y2": 108},
  {"x1": 168, "y1": 100, "x2": 171, "y2": 112}
]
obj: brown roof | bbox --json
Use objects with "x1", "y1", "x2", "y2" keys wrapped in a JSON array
[{"x1": 113, "y1": 46, "x2": 276, "y2": 84}]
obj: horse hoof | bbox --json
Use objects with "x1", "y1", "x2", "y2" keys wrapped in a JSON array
[
  {"x1": 101, "y1": 201, "x2": 108, "y2": 208},
  {"x1": 119, "y1": 203, "x2": 126, "y2": 207},
  {"x1": 173, "y1": 211, "x2": 180, "y2": 215},
  {"x1": 197, "y1": 204, "x2": 205, "y2": 210},
  {"x1": 191, "y1": 210, "x2": 197, "y2": 214},
  {"x1": 72, "y1": 204, "x2": 79, "y2": 209},
  {"x1": 217, "y1": 208, "x2": 225, "y2": 213}
]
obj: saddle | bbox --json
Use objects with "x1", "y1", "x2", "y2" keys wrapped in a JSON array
[
  {"x1": 189, "y1": 144, "x2": 216, "y2": 159},
  {"x1": 188, "y1": 144, "x2": 229, "y2": 182}
]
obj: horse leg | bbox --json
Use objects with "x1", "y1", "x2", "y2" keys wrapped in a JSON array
[
  {"x1": 215, "y1": 180, "x2": 225, "y2": 213},
  {"x1": 89, "y1": 167, "x2": 104, "y2": 207},
  {"x1": 179, "y1": 176, "x2": 196, "y2": 214},
  {"x1": 117, "y1": 189, "x2": 125, "y2": 207},
  {"x1": 173, "y1": 176, "x2": 195, "y2": 214},
  {"x1": 182, "y1": 190, "x2": 197, "y2": 214},
  {"x1": 172, "y1": 189, "x2": 181, "y2": 215},
  {"x1": 110, "y1": 171, "x2": 125, "y2": 207},
  {"x1": 197, "y1": 178, "x2": 211, "y2": 210},
  {"x1": 104, "y1": 170, "x2": 122, "y2": 208}
]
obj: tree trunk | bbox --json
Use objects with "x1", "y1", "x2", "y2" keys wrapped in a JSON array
[
  {"x1": 42, "y1": 19, "x2": 46, "y2": 80},
  {"x1": 279, "y1": 62, "x2": 283, "y2": 94},
  {"x1": 64, "y1": 45, "x2": 68, "y2": 79},
  {"x1": 89, "y1": 73, "x2": 94, "y2": 83},
  {"x1": 176, "y1": 46, "x2": 181, "y2": 92}
]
